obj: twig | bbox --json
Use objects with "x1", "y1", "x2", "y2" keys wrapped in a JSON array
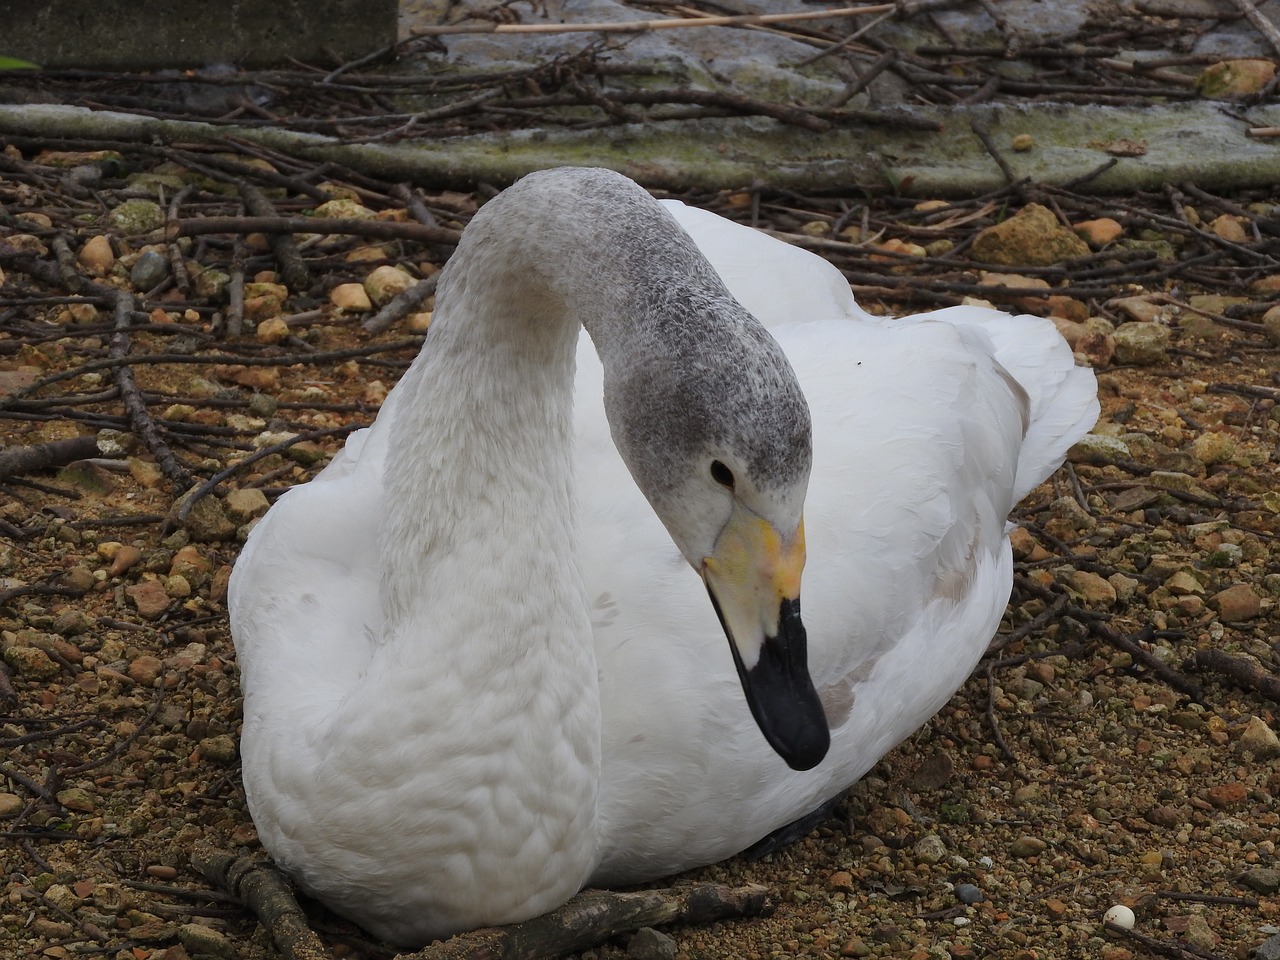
[
  {"x1": 1105, "y1": 920, "x2": 1230, "y2": 960},
  {"x1": 1, "y1": 339, "x2": 423, "y2": 408},
  {"x1": 0, "y1": 435, "x2": 102, "y2": 481},
  {"x1": 984, "y1": 661, "x2": 1021, "y2": 769},
  {"x1": 822, "y1": 49, "x2": 899, "y2": 106},
  {"x1": 969, "y1": 119, "x2": 1018, "y2": 184},
  {"x1": 61, "y1": 678, "x2": 166, "y2": 776},
  {"x1": 0, "y1": 761, "x2": 58, "y2": 803},
  {"x1": 1091, "y1": 621, "x2": 1203, "y2": 700},
  {"x1": 363, "y1": 274, "x2": 438, "y2": 333},
  {"x1": 411, "y1": 5, "x2": 897, "y2": 36},
  {"x1": 191, "y1": 849, "x2": 333, "y2": 960},
  {"x1": 0, "y1": 581, "x2": 86, "y2": 607},
  {"x1": 987, "y1": 593, "x2": 1070, "y2": 653},
  {"x1": 168, "y1": 215, "x2": 462, "y2": 246},
  {"x1": 1153, "y1": 891, "x2": 1258, "y2": 907},
  {"x1": 172, "y1": 423, "x2": 364, "y2": 525},
  {"x1": 110, "y1": 291, "x2": 194, "y2": 492},
  {"x1": 613, "y1": 87, "x2": 833, "y2": 132},
  {"x1": 1060, "y1": 157, "x2": 1120, "y2": 190},
  {"x1": 405, "y1": 884, "x2": 772, "y2": 959},
  {"x1": 166, "y1": 184, "x2": 194, "y2": 295},
  {"x1": 49, "y1": 235, "x2": 87, "y2": 292},
  {"x1": 1193, "y1": 648, "x2": 1280, "y2": 701},
  {"x1": 226, "y1": 233, "x2": 247, "y2": 338},
  {"x1": 194, "y1": 846, "x2": 772, "y2": 960},
  {"x1": 239, "y1": 183, "x2": 312, "y2": 291},
  {"x1": 1013, "y1": 576, "x2": 1203, "y2": 699}
]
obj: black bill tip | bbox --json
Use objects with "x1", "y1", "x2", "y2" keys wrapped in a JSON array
[{"x1": 721, "y1": 597, "x2": 830, "y2": 771}]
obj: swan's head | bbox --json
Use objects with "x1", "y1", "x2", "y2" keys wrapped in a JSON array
[{"x1": 604, "y1": 284, "x2": 831, "y2": 772}]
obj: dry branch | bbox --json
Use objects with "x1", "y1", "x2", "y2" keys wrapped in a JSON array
[
  {"x1": 192, "y1": 850, "x2": 332, "y2": 960},
  {"x1": 411, "y1": 4, "x2": 896, "y2": 36},
  {"x1": 364, "y1": 274, "x2": 438, "y2": 333},
  {"x1": 240, "y1": 183, "x2": 311, "y2": 292},
  {"x1": 0, "y1": 436, "x2": 102, "y2": 480},
  {"x1": 1194, "y1": 648, "x2": 1280, "y2": 702},
  {"x1": 404, "y1": 884, "x2": 772, "y2": 960},
  {"x1": 109, "y1": 292, "x2": 194, "y2": 492},
  {"x1": 195, "y1": 845, "x2": 770, "y2": 960},
  {"x1": 167, "y1": 216, "x2": 462, "y2": 246},
  {"x1": 172, "y1": 424, "x2": 365, "y2": 525}
]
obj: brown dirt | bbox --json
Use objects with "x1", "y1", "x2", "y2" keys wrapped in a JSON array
[{"x1": 2, "y1": 140, "x2": 1280, "y2": 960}]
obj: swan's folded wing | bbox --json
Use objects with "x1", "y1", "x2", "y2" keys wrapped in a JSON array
[
  {"x1": 660, "y1": 199, "x2": 873, "y2": 328},
  {"x1": 229, "y1": 417, "x2": 389, "y2": 712},
  {"x1": 897, "y1": 306, "x2": 1100, "y2": 502}
]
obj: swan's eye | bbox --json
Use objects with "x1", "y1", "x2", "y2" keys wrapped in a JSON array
[{"x1": 710, "y1": 460, "x2": 735, "y2": 489}]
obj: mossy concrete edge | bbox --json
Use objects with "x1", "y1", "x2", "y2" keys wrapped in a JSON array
[{"x1": 0, "y1": 101, "x2": 1274, "y2": 196}]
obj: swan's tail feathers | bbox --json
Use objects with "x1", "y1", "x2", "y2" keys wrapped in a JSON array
[{"x1": 915, "y1": 306, "x2": 1100, "y2": 504}]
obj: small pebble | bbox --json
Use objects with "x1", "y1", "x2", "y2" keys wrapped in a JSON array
[
  {"x1": 1010, "y1": 836, "x2": 1048, "y2": 858},
  {"x1": 145, "y1": 864, "x2": 179, "y2": 880},
  {"x1": 1241, "y1": 867, "x2": 1280, "y2": 895},
  {"x1": 125, "y1": 580, "x2": 171, "y2": 620},
  {"x1": 627, "y1": 926, "x2": 677, "y2": 960},
  {"x1": 955, "y1": 883, "x2": 984, "y2": 904},
  {"x1": 255, "y1": 316, "x2": 291, "y2": 344},
  {"x1": 1254, "y1": 932, "x2": 1280, "y2": 960},
  {"x1": 78, "y1": 234, "x2": 115, "y2": 274},
  {"x1": 109, "y1": 544, "x2": 145, "y2": 577},
  {"x1": 177, "y1": 922, "x2": 236, "y2": 959},
  {"x1": 914, "y1": 833, "x2": 947, "y2": 864},
  {"x1": 364, "y1": 264, "x2": 415, "y2": 305},
  {"x1": 1239, "y1": 716, "x2": 1280, "y2": 759},
  {"x1": 331, "y1": 282, "x2": 373, "y2": 310},
  {"x1": 130, "y1": 250, "x2": 169, "y2": 291},
  {"x1": 1104, "y1": 904, "x2": 1135, "y2": 931}
]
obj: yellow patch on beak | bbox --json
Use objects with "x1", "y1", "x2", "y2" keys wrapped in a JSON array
[{"x1": 702, "y1": 507, "x2": 805, "y2": 667}]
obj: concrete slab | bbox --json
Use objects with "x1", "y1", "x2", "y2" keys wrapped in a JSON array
[{"x1": 2, "y1": 100, "x2": 1275, "y2": 196}]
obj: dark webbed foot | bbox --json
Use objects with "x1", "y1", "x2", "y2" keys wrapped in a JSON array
[{"x1": 743, "y1": 793, "x2": 844, "y2": 861}]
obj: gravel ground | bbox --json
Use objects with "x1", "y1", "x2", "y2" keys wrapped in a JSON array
[{"x1": 3, "y1": 144, "x2": 1280, "y2": 960}]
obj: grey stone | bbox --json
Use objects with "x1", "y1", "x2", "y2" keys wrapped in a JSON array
[
  {"x1": 1254, "y1": 932, "x2": 1280, "y2": 960},
  {"x1": 107, "y1": 200, "x2": 165, "y2": 237},
  {"x1": 1113, "y1": 322, "x2": 1172, "y2": 365},
  {"x1": 182, "y1": 494, "x2": 237, "y2": 543},
  {"x1": 627, "y1": 927, "x2": 677, "y2": 960},
  {"x1": 1068, "y1": 433, "x2": 1130, "y2": 465},
  {"x1": 1241, "y1": 868, "x2": 1280, "y2": 895},
  {"x1": 914, "y1": 833, "x2": 948, "y2": 864},
  {"x1": 130, "y1": 251, "x2": 170, "y2": 291},
  {"x1": 177, "y1": 923, "x2": 235, "y2": 959}
]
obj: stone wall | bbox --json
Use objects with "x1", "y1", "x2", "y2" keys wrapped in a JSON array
[{"x1": 7, "y1": 0, "x2": 397, "y2": 69}]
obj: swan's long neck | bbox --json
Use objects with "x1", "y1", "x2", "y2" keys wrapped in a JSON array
[{"x1": 336, "y1": 174, "x2": 676, "y2": 930}]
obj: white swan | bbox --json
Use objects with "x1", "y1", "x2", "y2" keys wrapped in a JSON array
[{"x1": 229, "y1": 167, "x2": 1098, "y2": 947}]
